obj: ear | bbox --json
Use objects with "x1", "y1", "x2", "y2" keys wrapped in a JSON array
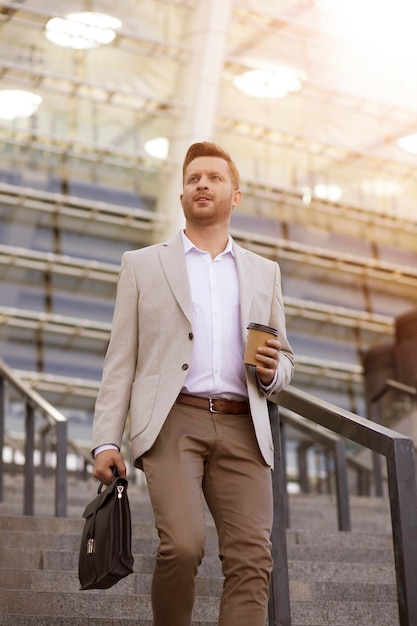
[{"x1": 232, "y1": 189, "x2": 242, "y2": 209}]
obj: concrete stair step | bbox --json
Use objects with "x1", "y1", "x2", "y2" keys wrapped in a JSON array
[
  {"x1": 1, "y1": 472, "x2": 393, "y2": 533},
  {"x1": 0, "y1": 591, "x2": 399, "y2": 626},
  {"x1": 288, "y1": 494, "x2": 392, "y2": 534},
  {"x1": 0, "y1": 548, "x2": 223, "y2": 577},
  {"x1": 0, "y1": 569, "x2": 224, "y2": 596},
  {"x1": 290, "y1": 600, "x2": 399, "y2": 625},
  {"x1": 2, "y1": 612, "x2": 216, "y2": 626},
  {"x1": 0, "y1": 473, "x2": 400, "y2": 625},
  {"x1": 0, "y1": 519, "x2": 395, "y2": 558},
  {"x1": 0, "y1": 528, "x2": 220, "y2": 556},
  {"x1": 0, "y1": 589, "x2": 221, "y2": 623},
  {"x1": 0, "y1": 547, "x2": 394, "y2": 576},
  {"x1": 0, "y1": 564, "x2": 396, "y2": 600}
]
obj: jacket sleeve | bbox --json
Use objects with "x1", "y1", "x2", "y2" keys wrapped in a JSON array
[
  {"x1": 263, "y1": 261, "x2": 294, "y2": 399},
  {"x1": 91, "y1": 252, "x2": 139, "y2": 452}
]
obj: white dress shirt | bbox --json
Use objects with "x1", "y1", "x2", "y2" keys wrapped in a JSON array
[{"x1": 180, "y1": 230, "x2": 247, "y2": 400}]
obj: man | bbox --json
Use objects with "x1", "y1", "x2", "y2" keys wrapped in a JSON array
[{"x1": 92, "y1": 141, "x2": 294, "y2": 626}]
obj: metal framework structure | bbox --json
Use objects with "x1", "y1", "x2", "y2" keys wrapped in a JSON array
[{"x1": 0, "y1": 0, "x2": 416, "y2": 411}]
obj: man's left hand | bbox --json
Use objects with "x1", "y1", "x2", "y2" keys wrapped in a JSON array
[{"x1": 255, "y1": 338, "x2": 280, "y2": 386}]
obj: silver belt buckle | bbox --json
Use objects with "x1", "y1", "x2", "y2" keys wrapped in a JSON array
[{"x1": 209, "y1": 398, "x2": 221, "y2": 413}]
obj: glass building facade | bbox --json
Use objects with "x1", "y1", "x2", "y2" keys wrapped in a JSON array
[{"x1": 1, "y1": 1, "x2": 417, "y2": 451}]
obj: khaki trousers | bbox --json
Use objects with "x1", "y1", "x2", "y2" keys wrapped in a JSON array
[{"x1": 142, "y1": 402, "x2": 273, "y2": 626}]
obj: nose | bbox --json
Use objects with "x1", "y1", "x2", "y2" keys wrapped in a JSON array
[{"x1": 197, "y1": 176, "x2": 209, "y2": 189}]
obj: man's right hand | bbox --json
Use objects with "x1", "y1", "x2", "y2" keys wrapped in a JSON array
[{"x1": 93, "y1": 449, "x2": 127, "y2": 485}]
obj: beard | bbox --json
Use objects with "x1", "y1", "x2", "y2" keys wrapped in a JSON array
[{"x1": 181, "y1": 196, "x2": 233, "y2": 227}]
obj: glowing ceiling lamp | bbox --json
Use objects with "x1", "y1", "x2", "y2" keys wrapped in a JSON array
[
  {"x1": 313, "y1": 183, "x2": 343, "y2": 202},
  {"x1": 397, "y1": 133, "x2": 417, "y2": 155},
  {"x1": 234, "y1": 67, "x2": 303, "y2": 99},
  {"x1": 144, "y1": 137, "x2": 169, "y2": 160},
  {"x1": 45, "y1": 12, "x2": 121, "y2": 50},
  {"x1": 0, "y1": 89, "x2": 42, "y2": 120}
]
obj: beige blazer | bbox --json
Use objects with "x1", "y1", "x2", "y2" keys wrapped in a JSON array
[{"x1": 92, "y1": 232, "x2": 294, "y2": 468}]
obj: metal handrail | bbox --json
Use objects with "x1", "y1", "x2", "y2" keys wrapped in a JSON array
[
  {"x1": 371, "y1": 378, "x2": 416, "y2": 405},
  {"x1": 272, "y1": 385, "x2": 417, "y2": 626},
  {"x1": 0, "y1": 357, "x2": 68, "y2": 516},
  {"x1": 369, "y1": 378, "x2": 417, "y2": 496},
  {"x1": 279, "y1": 406, "x2": 351, "y2": 530},
  {"x1": 1, "y1": 359, "x2": 417, "y2": 624}
]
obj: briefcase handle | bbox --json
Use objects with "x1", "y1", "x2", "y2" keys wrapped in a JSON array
[{"x1": 97, "y1": 465, "x2": 120, "y2": 494}]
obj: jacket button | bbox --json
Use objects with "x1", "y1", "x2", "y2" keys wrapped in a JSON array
[
  {"x1": 182, "y1": 364, "x2": 189, "y2": 370},
  {"x1": 188, "y1": 333, "x2": 193, "y2": 340}
]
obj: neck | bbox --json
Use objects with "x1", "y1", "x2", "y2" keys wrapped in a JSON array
[{"x1": 184, "y1": 224, "x2": 229, "y2": 259}]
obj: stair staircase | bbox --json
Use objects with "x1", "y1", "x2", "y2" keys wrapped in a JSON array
[{"x1": 0, "y1": 471, "x2": 399, "y2": 625}]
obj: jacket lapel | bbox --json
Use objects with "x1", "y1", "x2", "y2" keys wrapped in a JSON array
[
  {"x1": 233, "y1": 242, "x2": 255, "y2": 341},
  {"x1": 159, "y1": 232, "x2": 193, "y2": 324},
  {"x1": 159, "y1": 234, "x2": 256, "y2": 332}
]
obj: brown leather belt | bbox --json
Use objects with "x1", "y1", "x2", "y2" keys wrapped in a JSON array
[{"x1": 176, "y1": 393, "x2": 250, "y2": 415}]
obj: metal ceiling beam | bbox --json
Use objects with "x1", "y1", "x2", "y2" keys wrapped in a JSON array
[
  {"x1": 0, "y1": 1, "x2": 190, "y2": 62},
  {"x1": 0, "y1": 182, "x2": 166, "y2": 234},
  {"x1": 284, "y1": 297, "x2": 393, "y2": 335},
  {"x1": 232, "y1": 5, "x2": 326, "y2": 42},
  {"x1": 0, "y1": 244, "x2": 118, "y2": 282},
  {"x1": 225, "y1": 59, "x2": 415, "y2": 127},
  {"x1": 0, "y1": 299, "x2": 392, "y2": 341},
  {"x1": 231, "y1": 229, "x2": 417, "y2": 288},
  {"x1": 0, "y1": 124, "x2": 164, "y2": 170},
  {"x1": 1, "y1": 227, "x2": 417, "y2": 289},
  {"x1": 16, "y1": 369, "x2": 100, "y2": 399},
  {"x1": 0, "y1": 306, "x2": 111, "y2": 341},
  {"x1": 294, "y1": 356, "x2": 363, "y2": 384},
  {"x1": 3, "y1": 114, "x2": 413, "y2": 188},
  {"x1": 0, "y1": 20, "x2": 410, "y2": 136},
  {"x1": 218, "y1": 115, "x2": 417, "y2": 181},
  {"x1": 240, "y1": 182, "x2": 417, "y2": 251},
  {"x1": 0, "y1": 153, "x2": 415, "y2": 256},
  {"x1": 0, "y1": 178, "x2": 415, "y2": 255},
  {"x1": 0, "y1": 0, "x2": 414, "y2": 182},
  {"x1": 14, "y1": 354, "x2": 363, "y2": 402},
  {"x1": 0, "y1": 60, "x2": 182, "y2": 117}
]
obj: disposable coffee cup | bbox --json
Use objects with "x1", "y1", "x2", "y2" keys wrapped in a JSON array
[{"x1": 244, "y1": 323, "x2": 279, "y2": 366}]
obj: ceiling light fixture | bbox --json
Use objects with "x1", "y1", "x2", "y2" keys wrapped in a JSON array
[
  {"x1": 397, "y1": 132, "x2": 417, "y2": 155},
  {"x1": 234, "y1": 67, "x2": 303, "y2": 99},
  {"x1": 313, "y1": 183, "x2": 343, "y2": 202},
  {"x1": 45, "y1": 12, "x2": 121, "y2": 50},
  {"x1": 0, "y1": 89, "x2": 42, "y2": 120},
  {"x1": 360, "y1": 179, "x2": 403, "y2": 197},
  {"x1": 144, "y1": 137, "x2": 169, "y2": 160}
]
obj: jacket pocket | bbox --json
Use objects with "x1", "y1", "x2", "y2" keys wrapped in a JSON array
[{"x1": 130, "y1": 374, "x2": 160, "y2": 437}]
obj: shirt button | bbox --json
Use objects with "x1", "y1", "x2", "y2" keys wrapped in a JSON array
[
  {"x1": 188, "y1": 333, "x2": 193, "y2": 340},
  {"x1": 182, "y1": 364, "x2": 189, "y2": 370}
]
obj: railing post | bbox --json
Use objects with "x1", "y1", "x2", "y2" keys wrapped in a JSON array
[
  {"x1": 24, "y1": 401, "x2": 35, "y2": 516},
  {"x1": 280, "y1": 420, "x2": 290, "y2": 529},
  {"x1": 369, "y1": 401, "x2": 384, "y2": 496},
  {"x1": 55, "y1": 420, "x2": 67, "y2": 517},
  {"x1": 0, "y1": 377, "x2": 5, "y2": 502},
  {"x1": 386, "y1": 438, "x2": 417, "y2": 626},
  {"x1": 40, "y1": 429, "x2": 47, "y2": 478},
  {"x1": 297, "y1": 441, "x2": 310, "y2": 493},
  {"x1": 268, "y1": 401, "x2": 291, "y2": 626},
  {"x1": 333, "y1": 440, "x2": 351, "y2": 531},
  {"x1": 324, "y1": 449, "x2": 333, "y2": 495},
  {"x1": 356, "y1": 467, "x2": 370, "y2": 497}
]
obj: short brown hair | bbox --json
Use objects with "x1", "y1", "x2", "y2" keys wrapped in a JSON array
[{"x1": 182, "y1": 142, "x2": 240, "y2": 190}]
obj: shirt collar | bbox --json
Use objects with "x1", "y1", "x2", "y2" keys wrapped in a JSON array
[{"x1": 181, "y1": 230, "x2": 235, "y2": 258}]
